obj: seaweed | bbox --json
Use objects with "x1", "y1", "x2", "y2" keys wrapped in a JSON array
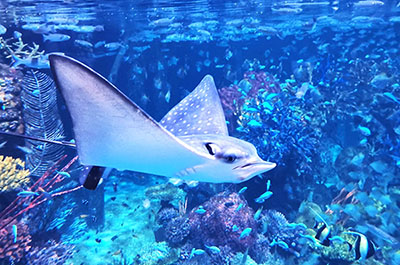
[{"x1": 20, "y1": 70, "x2": 65, "y2": 177}]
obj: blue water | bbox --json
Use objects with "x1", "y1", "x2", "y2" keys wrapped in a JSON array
[{"x1": 0, "y1": 0, "x2": 400, "y2": 264}]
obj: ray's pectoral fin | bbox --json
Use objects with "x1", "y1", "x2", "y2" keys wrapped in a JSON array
[
  {"x1": 49, "y1": 54, "x2": 207, "y2": 177},
  {"x1": 160, "y1": 75, "x2": 228, "y2": 136}
]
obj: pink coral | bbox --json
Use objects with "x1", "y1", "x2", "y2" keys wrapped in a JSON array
[
  {"x1": 188, "y1": 192, "x2": 257, "y2": 252},
  {"x1": 0, "y1": 218, "x2": 32, "y2": 263}
]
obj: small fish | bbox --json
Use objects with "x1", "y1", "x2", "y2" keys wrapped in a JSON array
[
  {"x1": 16, "y1": 145, "x2": 34, "y2": 154},
  {"x1": 345, "y1": 231, "x2": 376, "y2": 260},
  {"x1": 13, "y1": 31, "x2": 22, "y2": 39},
  {"x1": 80, "y1": 214, "x2": 89, "y2": 218},
  {"x1": 32, "y1": 88, "x2": 40, "y2": 96},
  {"x1": 190, "y1": 248, "x2": 205, "y2": 258},
  {"x1": 235, "y1": 203, "x2": 243, "y2": 212},
  {"x1": 239, "y1": 228, "x2": 252, "y2": 239},
  {"x1": 358, "y1": 125, "x2": 371, "y2": 137},
  {"x1": 311, "y1": 208, "x2": 332, "y2": 246},
  {"x1": 266, "y1": 179, "x2": 271, "y2": 190},
  {"x1": 165, "y1": 89, "x2": 171, "y2": 103},
  {"x1": 17, "y1": 191, "x2": 39, "y2": 197},
  {"x1": 205, "y1": 245, "x2": 221, "y2": 254},
  {"x1": 104, "y1": 42, "x2": 122, "y2": 51},
  {"x1": 37, "y1": 187, "x2": 52, "y2": 199},
  {"x1": 0, "y1": 141, "x2": 7, "y2": 149},
  {"x1": 286, "y1": 223, "x2": 307, "y2": 230},
  {"x1": 12, "y1": 225, "x2": 17, "y2": 243},
  {"x1": 238, "y1": 187, "x2": 247, "y2": 194},
  {"x1": 0, "y1": 24, "x2": 6, "y2": 35},
  {"x1": 270, "y1": 239, "x2": 289, "y2": 249},
  {"x1": 255, "y1": 191, "x2": 273, "y2": 203},
  {"x1": 94, "y1": 41, "x2": 106, "y2": 49},
  {"x1": 74, "y1": 39, "x2": 93, "y2": 49},
  {"x1": 195, "y1": 208, "x2": 206, "y2": 214},
  {"x1": 254, "y1": 207, "x2": 263, "y2": 220},
  {"x1": 112, "y1": 249, "x2": 121, "y2": 256},
  {"x1": 383, "y1": 92, "x2": 400, "y2": 104},
  {"x1": 232, "y1": 225, "x2": 239, "y2": 232},
  {"x1": 56, "y1": 171, "x2": 71, "y2": 178},
  {"x1": 43, "y1": 33, "x2": 71, "y2": 42}
]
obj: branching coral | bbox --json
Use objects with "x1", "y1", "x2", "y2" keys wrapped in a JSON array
[
  {"x1": 0, "y1": 35, "x2": 46, "y2": 65},
  {"x1": 0, "y1": 156, "x2": 30, "y2": 193}
]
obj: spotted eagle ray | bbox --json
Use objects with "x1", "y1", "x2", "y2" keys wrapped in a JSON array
[{"x1": 48, "y1": 54, "x2": 276, "y2": 184}]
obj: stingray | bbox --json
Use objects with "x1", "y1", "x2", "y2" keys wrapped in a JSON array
[{"x1": 48, "y1": 54, "x2": 276, "y2": 185}]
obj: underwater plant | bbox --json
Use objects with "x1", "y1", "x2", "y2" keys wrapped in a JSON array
[{"x1": 20, "y1": 70, "x2": 66, "y2": 177}]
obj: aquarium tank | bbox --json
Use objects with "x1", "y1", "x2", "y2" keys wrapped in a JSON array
[{"x1": 0, "y1": 0, "x2": 400, "y2": 264}]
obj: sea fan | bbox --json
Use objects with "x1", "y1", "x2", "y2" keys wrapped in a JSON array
[{"x1": 20, "y1": 70, "x2": 65, "y2": 177}]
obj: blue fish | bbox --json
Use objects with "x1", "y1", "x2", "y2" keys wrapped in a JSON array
[
  {"x1": 17, "y1": 191, "x2": 39, "y2": 197},
  {"x1": 12, "y1": 225, "x2": 17, "y2": 243},
  {"x1": 235, "y1": 203, "x2": 243, "y2": 212},
  {"x1": 383, "y1": 92, "x2": 400, "y2": 104},
  {"x1": 239, "y1": 228, "x2": 252, "y2": 239},
  {"x1": 232, "y1": 225, "x2": 239, "y2": 232},
  {"x1": 247, "y1": 120, "x2": 263, "y2": 128},
  {"x1": 255, "y1": 191, "x2": 273, "y2": 203},
  {"x1": 238, "y1": 187, "x2": 247, "y2": 194},
  {"x1": 358, "y1": 125, "x2": 371, "y2": 136},
  {"x1": 286, "y1": 222, "x2": 307, "y2": 230},
  {"x1": 205, "y1": 245, "x2": 221, "y2": 254},
  {"x1": 190, "y1": 248, "x2": 206, "y2": 259},
  {"x1": 195, "y1": 208, "x2": 206, "y2": 214},
  {"x1": 254, "y1": 207, "x2": 263, "y2": 220},
  {"x1": 266, "y1": 179, "x2": 271, "y2": 190},
  {"x1": 57, "y1": 171, "x2": 71, "y2": 178}
]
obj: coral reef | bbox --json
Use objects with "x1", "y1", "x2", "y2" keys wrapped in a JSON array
[
  {"x1": 145, "y1": 183, "x2": 187, "y2": 208},
  {"x1": 165, "y1": 216, "x2": 190, "y2": 245},
  {"x1": 188, "y1": 192, "x2": 257, "y2": 252},
  {"x1": 0, "y1": 218, "x2": 32, "y2": 263},
  {"x1": 0, "y1": 156, "x2": 30, "y2": 193},
  {"x1": 136, "y1": 241, "x2": 179, "y2": 265},
  {"x1": 0, "y1": 63, "x2": 24, "y2": 133},
  {"x1": 26, "y1": 240, "x2": 74, "y2": 265}
]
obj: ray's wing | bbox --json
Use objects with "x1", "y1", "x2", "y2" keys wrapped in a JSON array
[
  {"x1": 160, "y1": 75, "x2": 228, "y2": 136},
  {"x1": 49, "y1": 54, "x2": 208, "y2": 177}
]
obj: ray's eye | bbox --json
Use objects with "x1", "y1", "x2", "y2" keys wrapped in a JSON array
[
  {"x1": 205, "y1": 143, "x2": 218, "y2": 156},
  {"x1": 224, "y1": 154, "x2": 236, "y2": 163}
]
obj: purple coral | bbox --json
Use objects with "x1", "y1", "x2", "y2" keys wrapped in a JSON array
[
  {"x1": 188, "y1": 192, "x2": 257, "y2": 252},
  {"x1": 251, "y1": 210, "x2": 304, "y2": 261},
  {"x1": 26, "y1": 240, "x2": 74, "y2": 265},
  {"x1": 165, "y1": 216, "x2": 190, "y2": 246},
  {"x1": 157, "y1": 207, "x2": 179, "y2": 226}
]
